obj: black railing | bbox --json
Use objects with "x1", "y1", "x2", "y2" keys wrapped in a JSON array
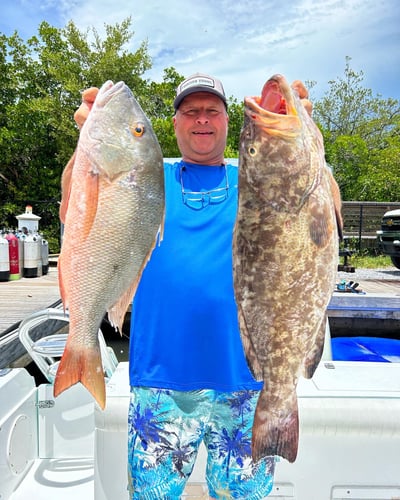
[{"x1": 342, "y1": 201, "x2": 400, "y2": 250}]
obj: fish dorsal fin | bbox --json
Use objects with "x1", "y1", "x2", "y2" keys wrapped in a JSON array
[
  {"x1": 57, "y1": 253, "x2": 68, "y2": 309},
  {"x1": 328, "y1": 169, "x2": 343, "y2": 240},
  {"x1": 59, "y1": 151, "x2": 77, "y2": 224},
  {"x1": 303, "y1": 316, "x2": 327, "y2": 379}
]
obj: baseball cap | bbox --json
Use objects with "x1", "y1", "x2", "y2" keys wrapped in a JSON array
[{"x1": 174, "y1": 73, "x2": 227, "y2": 110}]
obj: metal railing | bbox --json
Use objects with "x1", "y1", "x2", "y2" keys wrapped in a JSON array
[{"x1": 341, "y1": 201, "x2": 400, "y2": 250}]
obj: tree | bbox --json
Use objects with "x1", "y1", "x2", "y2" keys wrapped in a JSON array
[
  {"x1": 144, "y1": 67, "x2": 183, "y2": 157},
  {"x1": 3, "y1": 21, "x2": 398, "y2": 251},
  {"x1": 226, "y1": 97, "x2": 243, "y2": 159},
  {"x1": 313, "y1": 57, "x2": 400, "y2": 201},
  {"x1": 0, "y1": 18, "x2": 153, "y2": 249}
]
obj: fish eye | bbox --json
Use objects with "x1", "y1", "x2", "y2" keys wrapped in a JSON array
[
  {"x1": 132, "y1": 123, "x2": 145, "y2": 137},
  {"x1": 248, "y1": 146, "x2": 257, "y2": 156}
]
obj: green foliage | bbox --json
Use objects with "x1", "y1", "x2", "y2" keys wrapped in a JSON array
[
  {"x1": 0, "y1": 18, "x2": 154, "y2": 248},
  {"x1": 142, "y1": 67, "x2": 182, "y2": 157},
  {"x1": 1, "y1": 24, "x2": 399, "y2": 251},
  {"x1": 323, "y1": 133, "x2": 370, "y2": 200},
  {"x1": 226, "y1": 97, "x2": 244, "y2": 158},
  {"x1": 152, "y1": 117, "x2": 180, "y2": 158},
  {"x1": 313, "y1": 56, "x2": 400, "y2": 201}
]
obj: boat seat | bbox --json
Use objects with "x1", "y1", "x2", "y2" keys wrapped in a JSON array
[{"x1": 18, "y1": 308, "x2": 118, "y2": 384}]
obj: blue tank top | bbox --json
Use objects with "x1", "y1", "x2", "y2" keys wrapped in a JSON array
[{"x1": 129, "y1": 161, "x2": 262, "y2": 391}]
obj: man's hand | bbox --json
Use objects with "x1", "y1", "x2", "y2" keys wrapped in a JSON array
[
  {"x1": 74, "y1": 87, "x2": 99, "y2": 129},
  {"x1": 291, "y1": 80, "x2": 313, "y2": 116}
]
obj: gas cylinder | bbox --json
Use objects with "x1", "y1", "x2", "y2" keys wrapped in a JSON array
[
  {"x1": 5, "y1": 232, "x2": 20, "y2": 280},
  {"x1": 23, "y1": 234, "x2": 39, "y2": 278},
  {"x1": 0, "y1": 235, "x2": 10, "y2": 281},
  {"x1": 41, "y1": 238, "x2": 49, "y2": 275},
  {"x1": 17, "y1": 232, "x2": 26, "y2": 277},
  {"x1": 34, "y1": 233, "x2": 42, "y2": 277}
]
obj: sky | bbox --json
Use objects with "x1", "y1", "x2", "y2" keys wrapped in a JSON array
[{"x1": 1, "y1": 0, "x2": 399, "y2": 102}]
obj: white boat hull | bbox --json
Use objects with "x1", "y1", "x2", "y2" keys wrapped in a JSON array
[{"x1": 2, "y1": 360, "x2": 400, "y2": 499}]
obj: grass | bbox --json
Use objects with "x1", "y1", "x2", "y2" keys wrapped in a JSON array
[{"x1": 346, "y1": 253, "x2": 392, "y2": 269}]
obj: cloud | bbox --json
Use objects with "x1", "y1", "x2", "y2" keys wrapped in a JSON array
[{"x1": 1, "y1": 0, "x2": 399, "y2": 101}]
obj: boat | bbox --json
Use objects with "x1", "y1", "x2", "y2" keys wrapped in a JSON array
[{"x1": 1, "y1": 307, "x2": 400, "y2": 500}]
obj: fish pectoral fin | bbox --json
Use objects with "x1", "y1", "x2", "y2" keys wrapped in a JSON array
[
  {"x1": 53, "y1": 342, "x2": 106, "y2": 410},
  {"x1": 308, "y1": 193, "x2": 336, "y2": 247},
  {"x1": 80, "y1": 162, "x2": 100, "y2": 240},
  {"x1": 252, "y1": 389, "x2": 299, "y2": 463},
  {"x1": 59, "y1": 151, "x2": 77, "y2": 224}
]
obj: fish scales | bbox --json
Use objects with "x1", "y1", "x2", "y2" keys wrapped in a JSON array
[
  {"x1": 233, "y1": 74, "x2": 342, "y2": 463},
  {"x1": 54, "y1": 81, "x2": 164, "y2": 409}
]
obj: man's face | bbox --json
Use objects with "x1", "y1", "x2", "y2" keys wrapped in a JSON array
[{"x1": 174, "y1": 92, "x2": 229, "y2": 165}]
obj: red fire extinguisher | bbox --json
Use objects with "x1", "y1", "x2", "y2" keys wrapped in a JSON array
[{"x1": 5, "y1": 233, "x2": 20, "y2": 280}]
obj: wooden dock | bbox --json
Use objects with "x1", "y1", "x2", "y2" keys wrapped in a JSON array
[
  {"x1": 0, "y1": 266, "x2": 61, "y2": 335},
  {"x1": 0, "y1": 266, "x2": 399, "y2": 335},
  {"x1": 0, "y1": 264, "x2": 398, "y2": 368}
]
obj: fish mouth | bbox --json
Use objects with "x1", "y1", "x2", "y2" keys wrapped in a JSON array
[
  {"x1": 94, "y1": 81, "x2": 128, "y2": 107},
  {"x1": 244, "y1": 74, "x2": 301, "y2": 137}
]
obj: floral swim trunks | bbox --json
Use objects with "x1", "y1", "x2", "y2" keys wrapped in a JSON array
[{"x1": 127, "y1": 387, "x2": 276, "y2": 499}]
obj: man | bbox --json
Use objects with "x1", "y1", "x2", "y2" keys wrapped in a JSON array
[
  {"x1": 127, "y1": 73, "x2": 275, "y2": 500},
  {"x1": 75, "y1": 73, "x2": 310, "y2": 499}
]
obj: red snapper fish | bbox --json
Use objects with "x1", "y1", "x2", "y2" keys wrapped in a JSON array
[
  {"x1": 233, "y1": 74, "x2": 342, "y2": 463},
  {"x1": 54, "y1": 81, "x2": 164, "y2": 409}
]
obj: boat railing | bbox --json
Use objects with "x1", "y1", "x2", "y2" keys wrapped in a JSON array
[{"x1": 18, "y1": 308, "x2": 118, "y2": 384}]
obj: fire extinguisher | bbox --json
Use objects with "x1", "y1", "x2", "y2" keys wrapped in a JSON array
[{"x1": 5, "y1": 232, "x2": 20, "y2": 280}]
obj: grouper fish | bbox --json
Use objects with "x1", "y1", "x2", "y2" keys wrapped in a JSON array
[
  {"x1": 54, "y1": 81, "x2": 164, "y2": 409},
  {"x1": 233, "y1": 74, "x2": 342, "y2": 463}
]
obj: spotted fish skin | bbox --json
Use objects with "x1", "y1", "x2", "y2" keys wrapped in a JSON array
[
  {"x1": 233, "y1": 74, "x2": 342, "y2": 463},
  {"x1": 55, "y1": 81, "x2": 164, "y2": 409}
]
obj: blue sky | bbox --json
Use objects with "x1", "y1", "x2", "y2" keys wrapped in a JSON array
[{"x1": 1, "y1": 0, "x2": 399, "y2": 102}]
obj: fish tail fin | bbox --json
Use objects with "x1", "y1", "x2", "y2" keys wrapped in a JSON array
[
  {"x1": 252, "y1": 389, "x2": 299, "y2": 463},
  {"x1": 53, "y1": 341, "x2": 106, "y2": 409}
]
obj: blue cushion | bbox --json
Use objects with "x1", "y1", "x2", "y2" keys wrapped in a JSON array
[{"x1": 331, "y1": 336, "x2": 400, "y2": 362}]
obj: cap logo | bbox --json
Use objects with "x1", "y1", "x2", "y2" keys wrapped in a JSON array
[
  {"x1": 180, "y1": 76, "x2": 215, "y2": 92},
  {"x1": 174, "y1": 73, "x2": 226, "y2": 110}
]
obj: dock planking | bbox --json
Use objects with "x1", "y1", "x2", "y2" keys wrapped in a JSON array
[
  {"x1": 0, "y1": 264, "x2": 398, "y2": 367},
  {"x1": 0, "y1": 265, "x2": 398, "y2": 334},
  {"x1": 0, "y1": 267, "x2": 61, "y2": 335}
]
